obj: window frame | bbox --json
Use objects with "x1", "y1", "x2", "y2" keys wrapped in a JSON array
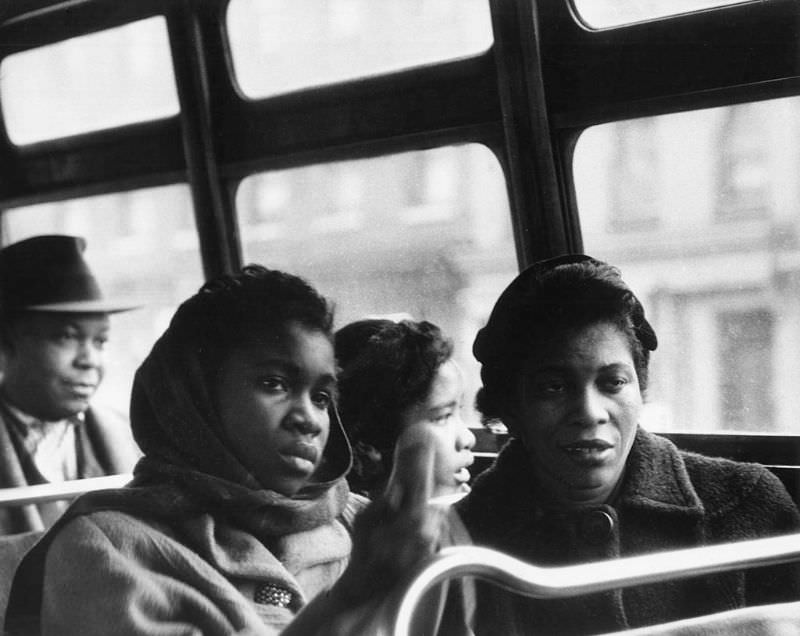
[{"x1": 0, "y1": 0, "x2": 799, "y2": 458}]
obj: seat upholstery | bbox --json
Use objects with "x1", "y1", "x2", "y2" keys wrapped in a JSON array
[
  {"x1": 0, "y1": 531, "x2": 42, "y2": 630},
  {"x1": 601, "y1": 601, "x2": 800, "y2": 636}
]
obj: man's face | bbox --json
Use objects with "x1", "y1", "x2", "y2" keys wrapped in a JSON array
[{"x1": 1, "y1": 312, "x2": 110, "y2": 420}]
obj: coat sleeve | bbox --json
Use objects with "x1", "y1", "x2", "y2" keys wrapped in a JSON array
[
  {"x1": 40, "y1": 515, "x2": 275, "y2": 636},
  {"x1": 739, "y1": 469, "x2": 800, "y2": 607}
]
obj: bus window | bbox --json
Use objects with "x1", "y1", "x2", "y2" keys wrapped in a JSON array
[
  {"x1": 573, "y1": 97, "x2": 800, "y2": 434},
  {"x1": 236, "y1": 143, "x2": 516, "y2": 427},
  {"x1": 226, "y1": 0, "x2": 493, "y2": 98},
  {"x1": 572, "y1": 0, "x2": 751, "y2": 29},
  {"x1": 1, "y1": 184, "x2": 202, "y2": 410},
  {"x1": 0, "y1": 16, "x2": 178, "y2": 145}
]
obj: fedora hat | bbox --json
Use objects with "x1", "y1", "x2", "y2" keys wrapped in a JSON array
[{"x1": 0, "y1": 235, "x2": 138, "y2": 313}]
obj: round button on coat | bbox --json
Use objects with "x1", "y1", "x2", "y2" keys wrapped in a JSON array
[{"x1": 580, "y1": 509, "x2": 615, "y2": 545}]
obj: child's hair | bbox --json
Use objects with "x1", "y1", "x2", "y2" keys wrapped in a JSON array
[
  {"x1": 170, "y1": 264, "x2": 334, "y2": 385},
  {"x1": 335, "y1": 318, "x2": 453, "y2": 496}
]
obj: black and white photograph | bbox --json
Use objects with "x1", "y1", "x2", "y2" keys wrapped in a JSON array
[{"x1": 0, "y1": 1, "x2": 799, "y2": 634}]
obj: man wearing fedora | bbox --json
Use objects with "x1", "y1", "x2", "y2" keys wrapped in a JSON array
[{"x1": 0, "y1": 235, "x2": 140, "y2": 534}]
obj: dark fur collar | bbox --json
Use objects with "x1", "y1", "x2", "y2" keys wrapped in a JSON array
[{"x1": 458, "y1": 427, "x2": 709, "y2": 540}]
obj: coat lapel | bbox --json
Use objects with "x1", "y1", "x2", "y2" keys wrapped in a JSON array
[
  {"x1": 0, "y1": 406, "x2": 46, "y2": 533},
  {"x1": 620, "y1": 428, "x2": 705, "y2": 516}
]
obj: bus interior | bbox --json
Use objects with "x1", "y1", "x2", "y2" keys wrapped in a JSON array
[{"x1": 1, "y1": 0, "x2": 800, "y2": 629}]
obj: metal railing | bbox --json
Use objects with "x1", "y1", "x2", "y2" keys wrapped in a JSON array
[
  {"x1": 389, "y1": 533, "x2": 800, "y2": 636},
  {"x1": 0, "y1": 474, "x2": 132, "y2": 507}
]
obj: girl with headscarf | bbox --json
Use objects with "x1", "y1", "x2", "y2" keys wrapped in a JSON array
[{"x1": 6, "y1": 266, "x2": 443, "y2": 635}]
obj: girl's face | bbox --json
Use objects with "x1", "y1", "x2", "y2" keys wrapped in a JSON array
[
  {"x1": 214, "y1": 321, "x2": 337, "y2": 497},
  {"x1": 396, "y1": 360, "x2": 475, "y2": 498}
]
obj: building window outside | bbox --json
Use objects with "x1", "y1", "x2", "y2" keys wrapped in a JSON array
[
  {"x1": 576, "y1": 96, "x2": 799, "y2": 434},
  {"x1": 310, "y1": 166, "x2": 364, "y2": 233},
  {"x1": 609, "y1": 119, "x2": 660, "y2": 232},
  {"x1": 238, "y1": 176, "x2": 291, "y2": 241},
  {"x1": 715, "y1": 105, "x2": 770, "y2": 221},
  {"x1": 717, "y1": 308, "x2": 774, "y2": 432},
  {"x1": 402, "y1": 148, "x2": 459, "y2": 225}
]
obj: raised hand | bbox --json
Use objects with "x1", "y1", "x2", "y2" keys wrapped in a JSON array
[
  {"x1": 284, "y1": 430, "x2": 454, "y2": 636},
  {"x1": 338, "y1": 428, "x2": 445, "y2": 604}
]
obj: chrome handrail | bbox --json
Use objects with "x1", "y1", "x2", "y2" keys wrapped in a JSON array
[
  {"x1": 391, "y1": 533, "x2": 800, "y2": 636},
  {"x1": 0, "y1": 473, "x2": 132, "y2": 507}
]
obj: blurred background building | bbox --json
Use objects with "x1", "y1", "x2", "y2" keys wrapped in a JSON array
[{"x1": 2, "y1": 0, "x2": 795, "y2": 434}]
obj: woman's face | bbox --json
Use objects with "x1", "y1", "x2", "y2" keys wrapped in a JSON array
[
  {"x1": 508, "y1": 321, "x2": 642, "y2": 507},
  {"x1": 214, "y1": 321, "x2": 337, "y2": 497},
  {"x1": 396, "y1": 360, "x2": 475, "y2": 498}
]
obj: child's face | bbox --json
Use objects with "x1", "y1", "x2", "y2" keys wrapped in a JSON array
[
  {"x1": 214, "y1": 321, "x2": 337, "y2": 497},
  {"x1": 396, "y1": 360, "x2": 475, "y2": 497}
]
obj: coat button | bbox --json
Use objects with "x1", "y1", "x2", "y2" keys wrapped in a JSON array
[{"x1": 580, "y1": 509, "x2": 615, "y2": 545}]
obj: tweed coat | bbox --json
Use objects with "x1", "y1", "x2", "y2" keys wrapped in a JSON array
[
  {"x1": 9, "y1": 493, "x2": 365, "y2": 636},
  {"x1": 456, "y1": 427, "x2": 800, "y2": 635},
  {"x1": 0, "y1": 403, "x2": 140, "y2": 535}
]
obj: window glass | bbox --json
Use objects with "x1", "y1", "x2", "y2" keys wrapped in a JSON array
[
  {"x1": 572, "y1": 0, "x2": 749, "y2": 28},
  {"x1": 573, "y1": 97, "x2": 800, "y2": 433},
  {"x1": 227, "y1": 0, "x2": 493, "y2": 98},
  {"x1": 718, "y1": 309, "x2": 774, "y2": 431},
  {"x1": 0, "y1": 17, "x2": 179, "y2": 145},
  {"x1": 236, "y1": 144, "x2": 517, "y2": 427},
  {"x1": 610, "y1": 119, "x2": 660, "y2": 232},
  {"x1": 1, "y1": 185, "x2": 202, "y2": 411},
  {"x1": 715, "y1": 104, "x2": 770, "y2": 220}
]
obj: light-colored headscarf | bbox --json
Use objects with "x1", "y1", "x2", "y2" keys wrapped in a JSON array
[
  {"x1": 6, "y1": 273, "x2": 355, "y2": 623},
  {"x1": 124, "y1": 316, "x2": 353, "y2": 538}
]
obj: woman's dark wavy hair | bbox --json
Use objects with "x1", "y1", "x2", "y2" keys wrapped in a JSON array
[
  {"x1": 335, "y1": 319, "x2": 453, "y2": 497},
  {"x1": 169, "y1": 264, "x2": 333, "y2": 385},
  {"x1": 474, "y1": 257, "x2": 656, "y2": 426}
]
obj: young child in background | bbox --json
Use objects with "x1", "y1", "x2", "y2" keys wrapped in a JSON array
[
  {"x1": 335, "y1": 318, "x2": 476, "y2": 502},
  {"x1": 336, "y1": 318, "x2": 477, "y2": 635}
]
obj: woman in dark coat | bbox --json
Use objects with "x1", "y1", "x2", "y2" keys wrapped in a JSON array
[{"x1": 456, "y1": 255, "x2": 800, "y2": 635}]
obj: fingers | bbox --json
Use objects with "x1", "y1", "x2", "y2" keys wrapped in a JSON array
[
  {"x1": 384, "y1": 426, "x2": 437, "y2": 512},
  {"x1": 340, "y1": 429, "x2": 445, "y2": 606}
]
